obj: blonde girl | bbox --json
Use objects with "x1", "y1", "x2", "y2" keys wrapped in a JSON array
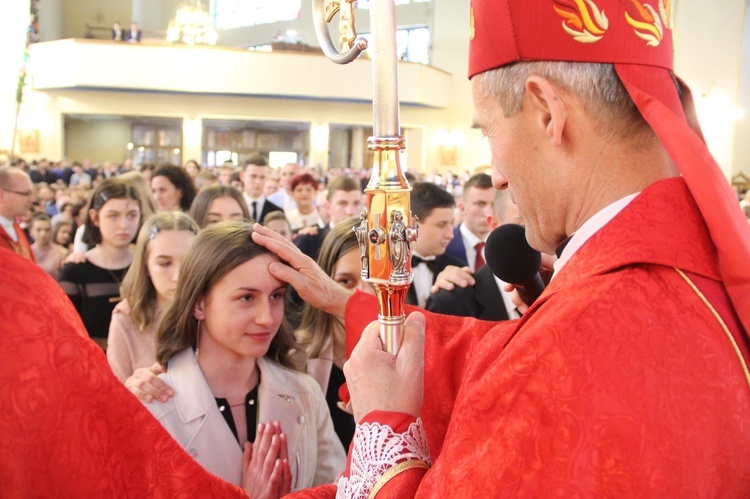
[{"x1": 107, "y1": 211, "x2": 199, "y2": 381}]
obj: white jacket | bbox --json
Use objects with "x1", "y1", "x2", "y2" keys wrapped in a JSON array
[{"x1": 145, "y1": 348, "x2": 346, "y2": 490}]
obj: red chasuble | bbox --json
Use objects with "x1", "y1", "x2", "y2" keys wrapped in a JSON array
[{"x1": 0, "y1": 249, "x2": 246, "y2": 497}]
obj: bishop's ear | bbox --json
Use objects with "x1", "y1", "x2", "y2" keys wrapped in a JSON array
[{"x1": 524, "y1": 75, "x2": 568, "y2": 146}]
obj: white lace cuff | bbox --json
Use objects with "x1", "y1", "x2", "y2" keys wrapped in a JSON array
[{"x1": 336, "y1": 418, "x2": 431, "y2": 499}]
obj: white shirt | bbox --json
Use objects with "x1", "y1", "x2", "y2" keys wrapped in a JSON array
[
  {"x1": 459, "y1": 223, "x2": 485, "y2": 272},
  {"x1": 492, "y1": 274, "x2": 522, "y2": 320},
  {"x1": 268, "y1": 189, "x2": 297, "y2": 212},
  {"x1": 243, "y1": 194, "x2": 266, "y2": 222},
  {"x1": 411, "y1": 251, "x2": 436, "y2": 308},
  {"x1": 286, "y1": 209, "x2": 322, "y2": 231},
  {"x1": 73, "y1": 224, "x2": 88, "y2": 253},
  {"x1": 553, "y1": 192, "x2": 639, "y2": 278},
  {"x1": 0, "y1": 214, "x2": 18, "y2": 242}
]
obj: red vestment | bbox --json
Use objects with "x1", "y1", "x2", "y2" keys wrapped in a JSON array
[
  {"x1": 293, "y1": 178, "x2": 750, "y2": 497},
  {"x1": 0, "y1": 248, "x2": 246, "y2": 497},
  {"x1": 0, "y1": 221, "x2": 35, "y2": 262}
]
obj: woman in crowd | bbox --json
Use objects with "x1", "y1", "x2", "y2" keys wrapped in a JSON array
[
  {"x1": 285, "y1": 174, "x2": 320, "y2": 232},
  {"x1": 189, "y1": 184, "x2": 249, "y2": 228},
  {"x1": 52, "y1": 219, "x2": 74, "y2": 250},
  {"x1": 107, "y1": 211, "x2": 199, "y2": 382},
  {"x1": 183, "y1": 159, "x2": 202, "y2": 180},
  {"x1": 144, "y1": 221, "x2": 345, "y2": 491},
  {"x1": 296, "y1": 218, "x2": 374, "y2": 449},
  {"x1": 151, "y1": 165, "x2": 196, "y2": 212},
  {"x1": 30, "y1": 212, "x2": 69, "y2": 280},
  {"x1": 59, "y1": 178, "x2": 142, "y2": 350}
]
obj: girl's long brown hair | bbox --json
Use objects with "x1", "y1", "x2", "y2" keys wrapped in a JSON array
[{"x1": 156, "y1": 221, "x2": 304, "y2": 371}]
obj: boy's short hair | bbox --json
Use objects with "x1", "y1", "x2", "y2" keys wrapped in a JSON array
[
  {"x1": 462, "y1": 173, "x2": 493, "y2": 198},
  {"x1": 410, "y1": 182, "x2": 455, "y2": 221},
  {"x1": 326, "y1": 175, "x2": 361, "y2": 201},
  {"x1": 244, "y1": 154, "x2": 269, "y2": 168}
]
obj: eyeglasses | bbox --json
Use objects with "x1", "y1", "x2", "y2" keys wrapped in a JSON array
[{"x1": 1, "y1": 187, "x2": 33, "y2": 197}]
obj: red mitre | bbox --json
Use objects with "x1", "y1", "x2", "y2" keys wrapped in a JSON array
[{"x1": 469, "y1": 0, "x2": 750, "y2": 332}]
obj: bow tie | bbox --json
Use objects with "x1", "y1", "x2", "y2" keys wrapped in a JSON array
[{"x1": 412, "y1": 255, "x2": 440, "y2": 273}]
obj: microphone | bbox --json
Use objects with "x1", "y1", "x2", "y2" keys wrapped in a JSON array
[{"x1": 484, "y1": 223, "x2": 545, "y2": 305}]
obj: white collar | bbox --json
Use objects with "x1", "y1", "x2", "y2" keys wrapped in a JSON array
[
  {"x1": 459, "y1": 222, "x2": 484, "y2": 248},
  {"x1": 553, "y1": 192, "x2": 639, "y2": 278},
  {"x1": 243, "y1": 193, "x2": 265, "y2": 204},
  {"x1": 0, "y1": 214, "x2": 17, "y2": 242},
  {"x1": 412, "y1": 250, "x2": 436, "y2": 262}
]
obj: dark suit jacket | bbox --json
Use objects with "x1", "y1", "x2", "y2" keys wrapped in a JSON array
[
  {"x1": 294, "y1": 225, "x2": 330, "y2": 262},
  {"x1": 425, "y1": 265, "x2": 510, "y2": 321},
  {"x1": 124, "y1": 29, "x2": 142, "y2": 42},
  {"x1": 289, "y1": 224, "x2": 331, "y2": 323},
  {"x1": 257, "y1": 199, "x2": 283, "y2": 226},
  {"x1": 407, "y1": 252, "x2": 466, "y2": 306},
  {"x1": 444, "y1": 226, "x2": 469, "y2": 267}
]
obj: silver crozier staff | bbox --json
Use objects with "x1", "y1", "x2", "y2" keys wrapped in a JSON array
[{"x1": 312, "y1": 0, "x2": 418, "y2": 355}]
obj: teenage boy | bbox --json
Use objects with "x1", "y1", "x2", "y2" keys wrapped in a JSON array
[
  {"x1": 294, "y1": 175, "x2": 362, "y2": 260},
  {"x1": 407, "y1": 182, "x2": 465, "y2": 307},
  {"x1": 445, "y1": 173, "x2": 496, "y2": 270}
]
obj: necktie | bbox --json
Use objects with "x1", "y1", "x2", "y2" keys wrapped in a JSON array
[
  {"x1": 251, "y1": 201, "x2": 258, "y2": 222},
  {"x1": 474, "y1": 241, "x2": 485, "y2": 270}
]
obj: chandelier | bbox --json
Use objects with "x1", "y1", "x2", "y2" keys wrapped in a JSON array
[{"x1": 166, "y1": 0, "x2": 218, "y2": 46}]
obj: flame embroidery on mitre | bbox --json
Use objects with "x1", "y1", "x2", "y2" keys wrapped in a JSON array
[
  {"x1": 625, "y1": 0, "x2": 668, "y2": 47},
  {"x1": 470, "y1": 6, "x2": 475, "y2": 40},
  {"x1": 553, "y1": 0, "x2": 609, "y2": 44},
  {"x1": 658, "y1": 0, "x2": 673, "y2": 29}
]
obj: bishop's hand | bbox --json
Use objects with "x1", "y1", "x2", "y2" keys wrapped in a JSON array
[{"x1": 344, "y1": 312, "x2": 425, "y2": 423}]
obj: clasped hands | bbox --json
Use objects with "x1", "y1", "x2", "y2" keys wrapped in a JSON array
[{"x1": 242, "y1": 422, "x2": 292, "y2": 499}]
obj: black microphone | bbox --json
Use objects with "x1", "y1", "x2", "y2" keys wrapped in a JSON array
[{"x1": 484, "y1": 223, "x2": 545, "y2": 305}]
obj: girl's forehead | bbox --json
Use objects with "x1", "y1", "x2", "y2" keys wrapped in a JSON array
[
  {"x1": 100, "y1": 197, "x2": 140, "y2": 210},
  {"x1": 214, "y1": 254, "x2": 284, "y2": 285}
]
